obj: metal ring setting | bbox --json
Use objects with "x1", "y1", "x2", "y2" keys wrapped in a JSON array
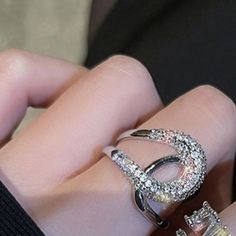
[
  {"x1": 103, "y1": 129, "x2": 207, "y2": 228},
  {"x1": 116, "y1": 129, "x2": 207, "y2": 203}
]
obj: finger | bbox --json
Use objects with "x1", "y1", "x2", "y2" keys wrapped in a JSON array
[
  {"x1": 67, "y1": 85, "x2": 236, "y2": 236},
  {"x1": 219, "y1": 201, "x2": 236, "y2": 235},
  {"x1": 0, "y1": 55, "x2": 162, "y2": 199},
  {"x1": 0, "y1": 49, "x2": 87, "y2": 142}
]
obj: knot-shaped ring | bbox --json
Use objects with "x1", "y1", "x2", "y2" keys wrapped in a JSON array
[{"x1": 103, "y1": 129, "x2": 207, "y2": 228}]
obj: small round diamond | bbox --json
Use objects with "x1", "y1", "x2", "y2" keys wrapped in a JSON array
[
  {"x1": 106, "y1": 128, "x2": 206, "y2": 204},
  {"x1": 140, "y1": 174, "x2": 147, "y2": 182},
  {"x1": 134, "y1": 169, "x2": 142, "y2": 177},
  {"x1": 145, "y1": 179, "x2": 152, "y2": 187}
]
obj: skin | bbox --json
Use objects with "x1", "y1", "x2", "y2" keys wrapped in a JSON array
[{"x1": 0, "y1": 49, "x2": 235, "y2": 236}]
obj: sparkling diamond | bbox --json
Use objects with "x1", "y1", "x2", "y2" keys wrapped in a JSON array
[
  {"x1": 140, "y1": 184, "x2": 147, "y2": 192},
  {"x1": 134, "y1": 169, "x2": 142, "y2": 178},
  {"x1": 111, "y1": 153, "x2": 119, "y2": 161},
  {"x1": 149, "y1": 131, "x2": 157, "y2": 139},
  {"x1": 140, "y1": 174, "x2": 147, "y2": 182},
  {"x1": 127, "y1": 164, "x2": 137, "y2": 173},
  {"x1": 191, "y1": 151, "x2": 199, "y2": 159},
  {"x1": 150, "y1": 183, "x2": 157, "y2": 192},
  {"x1": 107, "y1": 129, "x2": 207, "y2": 204},
  {"x1": 117, "y1": 158, "x2": 125, "y2": 167},
  {"x1": 145, "y1": 179, "x2": 152, "y2": 187},
  {"x1": 135, "y1": 181, "x2": 141, "y2": 189},
  {"x1": 164, "y1": 185, "x2": 170, "y2": 192},
  {"x1": 176, "y1": 229, "x2": 187, "y2": 236}
]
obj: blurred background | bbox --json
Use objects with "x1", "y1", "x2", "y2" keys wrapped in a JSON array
[{"x1": 0, "y1": 0, "x2": 92, "y2": 130}]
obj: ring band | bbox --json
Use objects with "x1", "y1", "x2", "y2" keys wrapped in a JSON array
[
  {"x1": 116, "y1": 129, "x2": 207, "y2": 202},
  {"x1": 176, "y1": 201, "x2": 231, "y2": 236},
  {"x1": 134, "y1": 155, "x2": 178, "y2": 228},
  {"x1": 103, "y1": 129, "x2": 207, "y2": 228}
]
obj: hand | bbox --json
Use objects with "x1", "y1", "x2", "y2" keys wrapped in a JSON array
[{"x1": 0, "y1": 49, "x2": 235, "y2": 236}]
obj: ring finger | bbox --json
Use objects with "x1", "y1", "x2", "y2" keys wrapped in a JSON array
[{"x1": 55, "y1": 85, "x2": 236, "y2": 236}]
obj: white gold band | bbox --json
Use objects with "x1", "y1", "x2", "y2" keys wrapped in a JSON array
[
  {"x1": 114, "y1": 129, "x2": 207, "y2": 203},
  {"x1": 103, "y1": 128, "x2": 207, "y2": 228}
]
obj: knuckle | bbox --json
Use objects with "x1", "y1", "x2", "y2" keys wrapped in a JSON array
[
  {"x1": 103, "y1": 55, "x2": 156, "y2": 95},
  {"x1": 192, "y1": 85, "x2": 236, "y2": 123},
  {"x1": 0, "y1": 49, "x2": 30, "y2": 82}
]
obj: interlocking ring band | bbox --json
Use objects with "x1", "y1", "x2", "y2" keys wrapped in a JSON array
[
  {"x1": 176, "y1": 201, "x2": 231, "y2": 236},
  {"x1": 103, "y1": 129, "x2": 207, "y2": 228}
]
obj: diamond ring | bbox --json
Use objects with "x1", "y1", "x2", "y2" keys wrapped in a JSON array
[
  {"x1": 176, "y1": 201, "x2": 231, "y2": 235},
  {"x1": 103, "y1": 129, "x2": 207, "y2": 228}
]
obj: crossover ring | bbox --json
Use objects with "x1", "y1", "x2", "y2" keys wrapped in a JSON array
[
  {"x1": 176, "y1": 201, "x2": 231, "y2": 236},
  {"x1": 103, "y1": 129, "x2": 207, "y2": 228}
]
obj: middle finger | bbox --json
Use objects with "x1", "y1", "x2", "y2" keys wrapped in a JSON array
[
  {"x1": 66, "y1": 85, "x2": 236, "y2": 236},
  {"x1": 0, "y1": 55, "x2": 161, "y2": 201}
]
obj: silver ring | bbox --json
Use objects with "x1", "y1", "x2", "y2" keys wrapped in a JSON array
[
  {"x1": 103, "y1": 129, "x2": 207, "y2": 228},
  {"x1": 176, "y1": 201, "x2": 231, "y2": 236}
]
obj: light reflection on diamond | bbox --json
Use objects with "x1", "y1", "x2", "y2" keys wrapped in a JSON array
[{"x1": 109, "y1": 129, "x2": 207, "y2": 203}]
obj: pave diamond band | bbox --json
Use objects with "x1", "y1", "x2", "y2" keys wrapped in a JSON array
[
  {"x1": 103, "y1": 129, "x2": 207, "y2": 228},
  {"x1": 103, "y1": 147, "x2": 182, "y2": 204},
  {"x1": 104, "y1": 146, "x2": 174, "y2": 228},
  {"x1": 176, "y1": 201, "x2": 231, "y2": 236},
  {"x1": 116, "y1": 129, "x2": 207, "y2": 203}
]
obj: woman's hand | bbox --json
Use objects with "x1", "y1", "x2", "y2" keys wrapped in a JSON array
[{"x1": 0, "y1": 49, "x2": 235, "y2": 236}]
